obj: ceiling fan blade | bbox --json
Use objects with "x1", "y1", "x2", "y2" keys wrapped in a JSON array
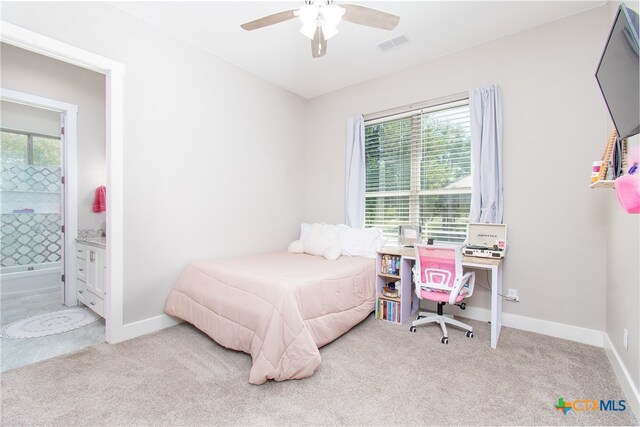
[
  {"x1": 311, "y1": 27, "x2": 327, "y2": 58},
  {"x1": 240, "y1": 9, "x2": 297, "y2": 31},
  {"x1": 341, "y1": 4, "x2": 400, "y2": 31}
]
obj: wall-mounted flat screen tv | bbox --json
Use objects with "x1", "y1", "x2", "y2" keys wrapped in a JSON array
[{"x1": 596, "y1": 3, "x2": 639, "y2": 140}]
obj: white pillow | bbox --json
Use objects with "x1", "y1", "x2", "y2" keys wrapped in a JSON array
[
  {"x1": 303, "y1": 223, "x2": 341, "y2": 259},
  {"x1": 299, "y1": 223, "x2": 313, "y2": 241},
  {"x1": 287, "y1": 223, "x2": 313, "y2": 255},
  {"x1": 287, "y1": 239, "x2": 304, "y2": 253},
  {"x1": 322, "y1": 245, "x2": 342, "y2": 261},
  {"x1": 287, "y1": 223, "x2": 342, "y2": 260},
  {"x1": 337, "y1": 225, "x2": 384, "y2": 258}
]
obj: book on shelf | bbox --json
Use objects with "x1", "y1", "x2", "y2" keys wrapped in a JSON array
[
  {"x1": 377, "y1": 297, "x2": 400, "y2": 323},
  {"x1": 380, "y1": 254, "x2": 401, "y2": 276},
  {"x1": 378, "y1": 295, "x2": 400, "y2": 303}
]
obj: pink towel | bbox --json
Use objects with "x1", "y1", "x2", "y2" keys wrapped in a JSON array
[{"x1": 92, "y1": 186, "x2": 106, "y2": 212}]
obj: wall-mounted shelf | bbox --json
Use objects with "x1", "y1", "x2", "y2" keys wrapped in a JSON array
[
  {"x1": 590, "y1": 129, "x2": 625, "y2": 190},
  {"x1": 589, "y1": 180, "x2": 615, "y2": 189}
]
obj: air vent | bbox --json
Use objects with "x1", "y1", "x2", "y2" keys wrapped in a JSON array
[{"x1": 376, "y1": 34, "x2": 410, "y2": 53}]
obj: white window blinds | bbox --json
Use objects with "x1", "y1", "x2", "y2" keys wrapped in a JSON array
[{"x1": 364, "y1": 99, "x2": 472, "y2": 244}]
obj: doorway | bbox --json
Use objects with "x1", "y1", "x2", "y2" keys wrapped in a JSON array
[
  {"x1": 1, "y1": 20, "x2": 125, "y2": 344},
  {"x1": 0, "y1": 93, "x2": 105, "y2": 372}
]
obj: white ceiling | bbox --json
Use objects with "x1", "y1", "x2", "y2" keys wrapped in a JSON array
[{"x1": 113, "y1": 1, "x2": 604, "y2": 99}]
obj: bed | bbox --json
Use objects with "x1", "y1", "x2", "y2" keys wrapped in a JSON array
[{"x1": 164, "y1": 251, "x2": 376, "y2": 384}]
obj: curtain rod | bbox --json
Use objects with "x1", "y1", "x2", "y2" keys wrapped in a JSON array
[{"x1": 363, "y1": 91, "x2": 469, "y2": 123}]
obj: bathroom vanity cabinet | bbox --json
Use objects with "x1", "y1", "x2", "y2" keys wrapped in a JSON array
[{"x1": 76, "y1": 240, "x2": 106, "y2": 317}]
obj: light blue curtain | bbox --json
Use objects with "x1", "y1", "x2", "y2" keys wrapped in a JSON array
[
  {"x1": 345, "y1": 115, "x2": 365, "y2": 228},
  {"x1": 469, "y1": 85, "x2": 504, "y2": 224}
]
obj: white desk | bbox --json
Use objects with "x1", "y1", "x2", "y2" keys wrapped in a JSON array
[{"x1": 379, "y1": 247, "x2": 504, "y2": 349}]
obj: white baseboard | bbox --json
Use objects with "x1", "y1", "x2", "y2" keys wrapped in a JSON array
[
  {"x1": 125, "y1": 307, "x2": 604, "y2": 347},
  {"x1": 121, "y1": 314, "x2": 182, "y2": 342},
  {"x1": 604, "y1": 333, "x2": 640, "y2": 421},
  {"x1": 460, "y1": 306, "x2": 604, "y2": 347}
]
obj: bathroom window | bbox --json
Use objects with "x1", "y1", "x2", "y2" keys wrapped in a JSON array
[
  {"x1": 0, "y1": 130, "x2": 60, "y2": 166},
  {"x1": 32, "y1": 136, "x2": 61, "y2": 166},
  {"x1": 0, "y1": 131, "x2": 28, "y2": 165}
]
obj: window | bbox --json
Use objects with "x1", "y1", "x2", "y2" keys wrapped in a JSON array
[
  {"x1": 364, "y1": 98, "x2": 471, "y2": 244},
  {"x1": 0, "y1": 130, "x2": 60, "y2": 166}
]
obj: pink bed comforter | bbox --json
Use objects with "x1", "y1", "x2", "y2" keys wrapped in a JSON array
[{"x1": 164, "y1": 251, "x2": 376, "y2": 384}]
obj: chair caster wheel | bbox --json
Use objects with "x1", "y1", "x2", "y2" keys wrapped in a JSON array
[
  {"x1": 466, "y1": 331, "x2": 474, "y2": 338},
  {"x1": 416, "y1": 315, "x2": 425, "y2": 320},
  {"x1": 440, "y1": 336, "x2": 448, "y2": 344},
  {"x1": 409, "y1": 326, "x2": 417, "y2": 333},
  {"x1": 459, "y1": 303, "x2": 466, "y2": 310}
]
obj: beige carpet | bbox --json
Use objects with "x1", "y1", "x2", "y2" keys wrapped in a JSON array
[{"x1": 1, "y1": 314, "x2": 636, "y2": 426}]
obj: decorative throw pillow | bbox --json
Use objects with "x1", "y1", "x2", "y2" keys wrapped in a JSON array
[
  {"x1": 337, "y1": 225, "x2": 384, "y2": 258},
  {"x1": 287, "y1": 223, "x2": 342, "y2": 260},
  {"x1": 287, "y1": 239, "x2": 304, "y2": 253}
]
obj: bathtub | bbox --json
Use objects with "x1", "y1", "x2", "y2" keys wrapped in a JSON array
[{"x1": 0, "y1": 262, "x2": 62, "y2": 299}]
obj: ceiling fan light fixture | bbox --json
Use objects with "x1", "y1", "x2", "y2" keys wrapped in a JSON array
[
  {"x1": 299, "y1": 3, "x2": 320, "y2": 39},
  {"x1": 321, "y1": 23, "x2": 338, "y2": 40},
  {"x1": 300, "y1": 23, "x2": 317, "y2": 39},
  {"x1": 299, "y1": 5, "x2": 318, "y2": 23},
  {"x1": 322, "y1": 4, "x2": 345, "y2": 27}
]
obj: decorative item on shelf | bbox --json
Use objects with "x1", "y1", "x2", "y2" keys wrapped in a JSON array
[
  {"x1": 382, "y1": 286, "x2": 399, "y2": 298},
  {"x1": 591, "y1": 161, "x2": 603, "y2": 183},
  {"x1": 381, "y1": 254, "x2": 400, "y2": 275},
  {"x1": 599, "y1": 129, "x2": 617, "y2": 181},
  {"x1": 615, "y1": 145, "x2": 640, "y2": 214},
  {"x1": 399, "y1": 225, "x2": 421, "y2": 247}
]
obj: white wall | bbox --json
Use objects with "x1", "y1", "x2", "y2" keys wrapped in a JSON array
[
  {"x1": 303, "y1": 7, "x2": 612, "y2": 330},
  {"x1": 0, "y1": 2, "x2": 307, "y2": 324},
  {"x1": 605, "y1": 0, "x2": 640, "y2": 401},
  {"x1": 0, "y1": 100, "x2": 60, "y2": 137},
  {"x1": 1, "y1": 43, "x2": 106, "y2": 232}
]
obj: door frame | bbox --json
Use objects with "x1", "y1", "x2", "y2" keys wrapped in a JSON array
[
  {"x1": 1, "y1": 21, "x2": 125, "y2": 343},
  {"x1": 1, "y1": 88, "x2": 78, "y2": 307}
]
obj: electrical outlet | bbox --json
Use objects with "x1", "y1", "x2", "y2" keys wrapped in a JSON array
[
  {"x1": 624, "y1": 328, "x2": 628, "y2": 350},
  {"x1": 506, "y1": 288, "x2": 519, "y2": 302}
]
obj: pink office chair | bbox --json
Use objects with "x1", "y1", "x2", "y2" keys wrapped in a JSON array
[{"x1": 410, "y1": 244, "x2": 475, "y2": 344}]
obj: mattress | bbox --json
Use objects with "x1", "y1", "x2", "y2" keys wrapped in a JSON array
[{"x1": 164, "y1": 251, "x2": 376, "y2": 384}]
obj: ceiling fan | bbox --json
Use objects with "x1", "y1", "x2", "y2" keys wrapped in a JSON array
[{"x1": 240, "y1": 1, "x2": 400, "y2": 58}]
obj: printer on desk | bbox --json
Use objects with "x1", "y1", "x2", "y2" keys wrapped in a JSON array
[{"x1": 463, "y1": 223, "x2": 507, "y2": 259}]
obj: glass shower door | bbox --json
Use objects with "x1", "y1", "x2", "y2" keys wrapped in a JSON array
[{"x1": 0, "y1": 129, "x2": 63, "y2": 292}]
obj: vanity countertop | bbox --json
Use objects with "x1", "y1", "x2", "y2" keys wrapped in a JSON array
[{"x1": 76, "y1": 237, "x2": 106, "y2": 249}]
